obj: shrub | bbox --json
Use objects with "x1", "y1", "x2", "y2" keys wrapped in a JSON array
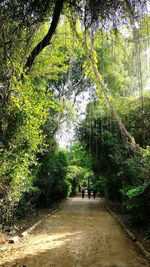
[
  {"x1": 121, "y1": 184, "x2": 150, "y2": 222},
  {"x1": 14, "y1": 187, "x2": 40, "y2": 219}
]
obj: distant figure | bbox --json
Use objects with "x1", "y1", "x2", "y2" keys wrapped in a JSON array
[
  {"x1": 88, "y1": 187, "x2": 91, "y2": 199},
  {"x1": 81, "y1": 188, "x2": 85, "y2": 198},
  {"x1": 78, "y1": 185, "x2": 81, "y2": 192},
  {"x1": 93, "y1": 188, "x2": 96, "y2": 199}
]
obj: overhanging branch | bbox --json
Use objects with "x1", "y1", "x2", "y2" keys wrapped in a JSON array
[{"x1": 24, "y1": 0, "x2": 65, "y2": 73}]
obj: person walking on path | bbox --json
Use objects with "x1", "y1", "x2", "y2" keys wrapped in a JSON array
[
  {"x1": 88, "y1": 187, "x2": 91, "y2": 199},
  {"x1": 93, "y1": 188, "x2": 96, "y2": 199},
  {"x1": 81, "y1": 188, "x2": 85, "y2": 198}
]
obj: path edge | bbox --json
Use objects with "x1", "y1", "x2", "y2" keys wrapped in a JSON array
[
  {"x1": 8, "y1": 198, "x2": 67, "y2": 243},
  {"x1": 21, "y1": 198, "x2": 67, "y2": 237},
  {"x1": 106, "y1": 203, "x2": 150, "y2": 262}
]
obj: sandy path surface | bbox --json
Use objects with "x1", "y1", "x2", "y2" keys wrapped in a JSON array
[{"x1": 0, "y1": 195, "x2": 149, "y2": 267}]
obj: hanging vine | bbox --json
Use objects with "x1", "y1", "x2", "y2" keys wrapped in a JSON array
[{"x1": 69, "y1": 17, "x2": 141, "y2": 153}]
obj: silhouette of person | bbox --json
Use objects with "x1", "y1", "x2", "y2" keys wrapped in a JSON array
[
  {"x1": 88, "y1": 187, "x2": 91, "y2": 199},
  {"x1": 81, "y1": 188, "x2": 85, "y2": 198},
  {"x1": 93, "y1": 188, "x2": 96, "y2": 199}
]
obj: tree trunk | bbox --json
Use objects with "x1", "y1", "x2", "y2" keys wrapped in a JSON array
[{"x1": 71, "y1": 20, "x2": 141, "y2": 153}]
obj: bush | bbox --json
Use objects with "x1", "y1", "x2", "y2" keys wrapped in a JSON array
[
  {"x1": 36, "y1": 145, "x2": 69, "y2": 207},
  {"x1": 14, "y1": 187, "x2": 40, "y2": 219},
  {"x1": 121, "y1": 184, "x2": 150, "y2": 222}
]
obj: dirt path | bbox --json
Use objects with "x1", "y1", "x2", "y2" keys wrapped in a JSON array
[{"x1": 0, "y1": 195, "x2": 149, "y2": 267}]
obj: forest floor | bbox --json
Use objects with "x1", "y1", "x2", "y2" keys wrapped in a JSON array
[
  {"x1": 106, "y1": 200, "x2": 150, "y2": 254},
  {"x1": 0, "y1": 194, "x2": 150, "y2": 267}
]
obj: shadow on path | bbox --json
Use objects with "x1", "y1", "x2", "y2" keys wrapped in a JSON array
[{"x1": 0, "y1": 196, "x2": 149, "y2": 267}]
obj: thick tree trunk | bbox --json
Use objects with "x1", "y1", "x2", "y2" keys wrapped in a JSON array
[
  {"x1": 89, "y1": 51, "x2": 141, "y2": 153},
  {"x1": 24, "y1": 0, "x2": 65, "y2": 73}
]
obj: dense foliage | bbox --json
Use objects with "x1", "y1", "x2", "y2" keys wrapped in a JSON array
[
  {"x1": 36, "y1": 140, "x2": 69, "y2": 207},
  {"x1": 66, "y1": 143, "x2": 95, "y2": 194},
  {"x1": 0, "y1": 0, "x2": 149, "y2": 227},
  {"x1": 78, "y1": 94, "x2": 150, "y2": 221}
]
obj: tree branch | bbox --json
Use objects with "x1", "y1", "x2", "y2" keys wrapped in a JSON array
[{"x1": 24, "y1": 0, "x2": 65, "y2": 73}]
